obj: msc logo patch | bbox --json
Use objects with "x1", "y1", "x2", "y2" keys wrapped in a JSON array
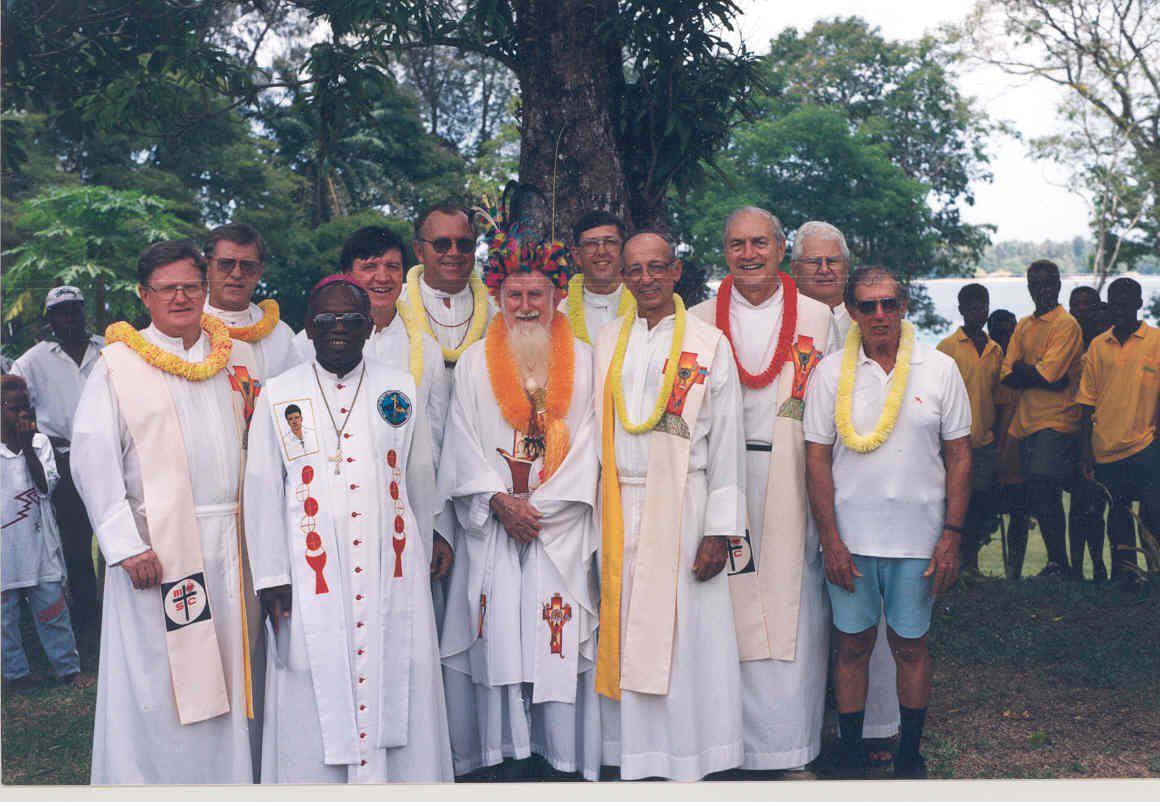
[
  {"x1": 161, "y1": 573, "x2": 212, "y2": 631},
  {"x1": 377, "y1": 390, "x2": 412, "y2": 427}
]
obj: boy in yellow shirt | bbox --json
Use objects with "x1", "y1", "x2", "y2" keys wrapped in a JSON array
[{"x1": 1076, "y1": 278, "x2": 1160, "y2": 585}]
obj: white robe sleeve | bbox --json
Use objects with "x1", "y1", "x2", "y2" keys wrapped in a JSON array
[
  {"x1": 701, "y1": 336, "x2": 746, "y2": 540},
  {"x1": 69, "y1": 360, "x2": 150, "y2": 567},
  {"x1": 243, "y1": 390, "x2": 292, "y2": 591}
]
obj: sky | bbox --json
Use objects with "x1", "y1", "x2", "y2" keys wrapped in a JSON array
[{"x1": 733, "y1": 0, "x2": 1092, "y2": 243}]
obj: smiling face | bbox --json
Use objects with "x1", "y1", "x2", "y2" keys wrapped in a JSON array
[
  {"x1": 412, "y1": 210, "x2": 476, "y2": 290},
  {"x1": 346, "y1": 247, "x2": 405, "y2": 321},
  {"x1": 573, "y1": 224, "x2": 624, "y2": 288},
  {"x1": 499, "y1": 270, "x2": 559, "y2": 332},
  {"x1": 305, "y1": 284, "x2": 371, "y2": 372},
  {"x1": 138, "y1": 259, "x2": 207, "y2": 341},
  {"x1": 791, "y1": 234, "x2": 849, "y2": 308},
  {"x1": 723, "y1": 209, "x2": 785, "y2": 298},
  {"x1": 621, "y1": 234, "x2": 681, "y2": 320},
  {"x1": 207, "y1": 239, "x2": 264, "y2": 312},
  {"x1": 848, "y1": 273, "x2": 906, "y2": 353}
]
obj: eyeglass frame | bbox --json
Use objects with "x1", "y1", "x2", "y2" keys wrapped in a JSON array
[
  {"x1": 792, "y1": 256, "x2": 848, "y2": 269},
  {"x1": 853, "y1": 297, "x2": 903, "y2": 316},
  {"x1": 621, "y1": 258, "x2": 677, "y2": 280},
  {"x1": 142, "y1": 281, "x2": 208, "y2": 302},
  {"x1": 415, "y1": 237, "x2": 477, "y2": 255},
  {"x1": 212, "y1": 257, "x2": 263, "y2": 277},
  {"x1": 310, "y1": 312, "x2": 372, "y2": 331},
  {"x1": 576, "y1": 236, "x2": 623, "y2": 254}
]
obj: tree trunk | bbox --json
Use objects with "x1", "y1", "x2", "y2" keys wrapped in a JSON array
[{"x1": 513, "y1": 0, "x2": 631, "y2": 242}]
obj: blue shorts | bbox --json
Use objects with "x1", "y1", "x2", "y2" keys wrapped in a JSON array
[{"x1": 825, "y1": 555, "x2": 934, "y2": 639}]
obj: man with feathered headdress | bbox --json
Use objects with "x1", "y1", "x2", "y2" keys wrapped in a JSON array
[{"x1": 438, "y1": 201, "x2": 602, "y2": 780}]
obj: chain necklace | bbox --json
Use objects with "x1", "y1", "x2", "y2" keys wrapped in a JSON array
[{"x1": 313, "y1": 362, "x2": 366, "y2": 474}]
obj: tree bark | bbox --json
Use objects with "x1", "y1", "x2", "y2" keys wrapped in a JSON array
[{"x1": 512, "y1": 0, "x2": 631, "y2": 242}]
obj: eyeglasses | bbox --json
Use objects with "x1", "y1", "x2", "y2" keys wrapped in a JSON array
[
  {"x1": 577, "y1": 236, "x2": 622, "y2": 254},
  {"x1": 214, "y1": 258, "x2": 262, "y2": 276},
  {"x1": 416, "y1": 237, "x2": 476, "y2": 255},
  {"x1": 623, "y1": 259, "x2": 675, "y2": 280},
  {"x1": 311, "y1": 312, "x2": 370, "y2": 330},
  {"x1": 793, "y1": 256, "x2": 847, "y2": 269},
  {"x1": 144, "y1": 282, "x2": 206, "y2": 302},
  {"x1": 855, "y1": 298, "x2": 902, "y2": 315}
]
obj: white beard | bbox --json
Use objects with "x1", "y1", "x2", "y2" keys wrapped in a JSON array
[{"x1": 506, "y1": 318, "x2": 551, "y2": 390}]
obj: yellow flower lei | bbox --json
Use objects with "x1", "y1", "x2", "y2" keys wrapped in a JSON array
[
  {"x1": 219, "y1": 299, "x2": 279, "y2": 342},
  {"x1": 402, "y1": 265, "x2": 489, "y2": 363},
  {"x1": 608, "y1": 295, "x2": 686, "y2": 435},
  {"x1": 566, "y1": 274, "x2": 634, "y2": 344},
  {"x1": 104, "y1": 314, "x2": 232, "y2": 382},
  {"x1": 394, "y1": 302, "x2": 426, "y2": 388},
  {"x1": 835, "y1": 320, "x2": 916, "y2": 452}
]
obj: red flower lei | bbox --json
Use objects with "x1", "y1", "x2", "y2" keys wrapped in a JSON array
[{"x1": 716, "y1": 272, "x2": 798, "y2": 389}]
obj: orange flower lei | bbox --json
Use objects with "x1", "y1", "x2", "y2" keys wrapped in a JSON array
[
  {"x1": 485, "y1": 313, "x2": 574, "y2": 481},
  {"x1": 222, "y1": 299, "x2": 280, "y2": 342},
  {"x1": 104, "y1": 315, "x2": 233, "y2": 381}
]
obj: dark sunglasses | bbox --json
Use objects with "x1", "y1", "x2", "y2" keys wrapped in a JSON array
[
  {"x1": 855, "y1": 297, "x2": 901, "y2": 315},
  {"x1": 417, "y1": 237, "x2": 475, "y2": 255},
  {"x1": 311, "y1": 312, "x2": 370, "y2": 330}
]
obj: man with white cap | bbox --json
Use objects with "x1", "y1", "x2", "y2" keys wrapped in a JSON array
[{"x1": 13, "y1": 286, "x2": 105, "y2": 631}]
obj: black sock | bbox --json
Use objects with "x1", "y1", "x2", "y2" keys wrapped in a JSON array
[
  {"x1": 898, "y1": 705, "x2": 927, "y2": 762},
  {"x1": 837, "y1": 710, "x2": 866, "y2": 758}
]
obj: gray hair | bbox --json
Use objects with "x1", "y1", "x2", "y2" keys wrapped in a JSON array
[
  {"x1": 723, "y1": 206, "x2": 786, "y2": 245},
  {"x1": 790, "y1": 221, "x2": 850, "y2": 263},
  {"x1": 844, "y1": 266, "x2": 907, "y2": 307}
]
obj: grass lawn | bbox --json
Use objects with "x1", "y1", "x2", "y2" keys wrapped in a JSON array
[{"x1": 4, "y1": 509, "x2": 1157, "y2": 784}]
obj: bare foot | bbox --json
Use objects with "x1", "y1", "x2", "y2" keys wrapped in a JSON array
[{"x1": 61, "y1": 673, "x2": 95, "y2": 689}]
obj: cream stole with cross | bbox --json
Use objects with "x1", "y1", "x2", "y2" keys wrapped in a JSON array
[{"x1": 102, "y1": 337, "x2": 257, "y2": 725}]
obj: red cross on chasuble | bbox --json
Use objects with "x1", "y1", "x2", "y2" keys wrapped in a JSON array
[{"x1": 542, "y1": 593, "x2": 572, "y2": 658}]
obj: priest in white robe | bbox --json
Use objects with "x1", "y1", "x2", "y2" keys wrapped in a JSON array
[
  {"x1": 691, "y1": 207, "x2": 834, "y2": 774},
  {"x1": 594, "y1": 232, "x2": 747, "y2": 781},
  {"x1": 244, "y1": 276, "x2": 453, "y2": 783},
  {"x1": 398, "y1": 203, "x2": 495, "y2": 368},
  {"x1": 203, "y1": 223, "x2": 300, "y2": 380},
  {"x1": 72, "y1": 240, "x2": 261, "y2": 784},
  {"x1": 558, "y1": 210, "x2": 631, "y2": 344},
  {"x1": 790, "y1": 220, "x2": 901, "y2": 749},
  {"x1": 439, "y1": 223, "x2": 601, "y2": 780}
]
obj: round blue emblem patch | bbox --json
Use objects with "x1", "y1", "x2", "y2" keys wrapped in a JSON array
[{"x1": 377, "y1": 390, "x2": 412, "y2": 427}]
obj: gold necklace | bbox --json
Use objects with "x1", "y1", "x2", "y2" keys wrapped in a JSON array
[{"x1": 312, "y1": 362, "x2": 366, "y2": 474}]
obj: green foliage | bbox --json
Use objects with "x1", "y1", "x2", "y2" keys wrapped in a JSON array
[{"x1": 2, "y1": 185, "x2": 197, "y2": 353}]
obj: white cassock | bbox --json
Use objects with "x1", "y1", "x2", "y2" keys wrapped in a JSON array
[
  {"x1": 595, "y1": 313, "x2": 747, "y2": 781},
  {"x1": 822, "y1": 303, "x2": 900, "y2": 741},
  {"x1": 439, "y1": 335, "x2": 602, "y2": 780},
  {"x1": 294, "y1": 314, "x2": 453, "y2": 627},
  {"x1": 206, "y1": 301, "x2": 300, "y2": 379},
  {"x1": 71, "y1": 326, "x2": 253, "y2": 784},
  {"x1": 401, "y1": 274, "x2": 496, "y2": 359},
  {"x1": 720, "y1": 286, "x2": 834, "y2": 769},
  {"x1": 12, "y1": 335, "x2": 104, "y2": 445},
  {"x1": 556, "y1": 284, "x2": 627, "y2": 342},
  {"x1": 244, "y1": 356, "x2": 453, "y2": 783}
]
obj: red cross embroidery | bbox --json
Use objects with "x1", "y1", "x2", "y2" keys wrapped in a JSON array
[{"x1": 541, "y1": 593, "x2": 572, "y2": 658}]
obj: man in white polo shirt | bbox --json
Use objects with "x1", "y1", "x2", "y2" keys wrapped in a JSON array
[
  {"x1": 12, "y1": 286, "x2": 105, "y2": 631},
  {"x1": 804, "y1": 266, "x2": 971, "y2": 779}
]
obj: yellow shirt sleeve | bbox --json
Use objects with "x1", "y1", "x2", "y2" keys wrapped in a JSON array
[
  {"x1": 1035, "y1": 317, "x2": 1082, "y2": 384},
  {"x1": 1075, "y1": 347, "x2": 1100, "y2": 408}
]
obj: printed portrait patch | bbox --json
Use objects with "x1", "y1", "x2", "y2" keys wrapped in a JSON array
[
  {"x1": 377, "y1": 390, "x2": 412, "y2": 427},
  {"x1": 161, "y1": 573, "x2": 212, "y2": 631},
  {"x1": 274, "y1": 397, "x2": 320, "y2": 461}
]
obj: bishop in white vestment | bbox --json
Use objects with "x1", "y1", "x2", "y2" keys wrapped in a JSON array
[
  {"x1": 244, "y1": 276, "x2": 452, "y2": 783},
  {"x1": 439, "y1": 234, "x2": 601, "y2": 780},
  {"x1": 71, "y1": 241, "x2": 260, "y2": 784},
  {"x1": 594, "y1": 233, "x2": 747, "y2": 780}
]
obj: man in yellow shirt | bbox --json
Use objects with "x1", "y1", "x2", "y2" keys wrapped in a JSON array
[
  {"x1": 1076, "y1": 277, "x2": 1160, "y2": 586},
  {"x1": 1000, "y1": 260, "x2": 1083, "y2": 577},
  {"x1": 937, "y1": 283, "x2": 1003, "y2": 575}
]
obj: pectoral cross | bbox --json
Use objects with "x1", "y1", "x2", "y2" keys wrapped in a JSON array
[{"x1": 329, "y1": 447, "x2": 343, "y2": 475}]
